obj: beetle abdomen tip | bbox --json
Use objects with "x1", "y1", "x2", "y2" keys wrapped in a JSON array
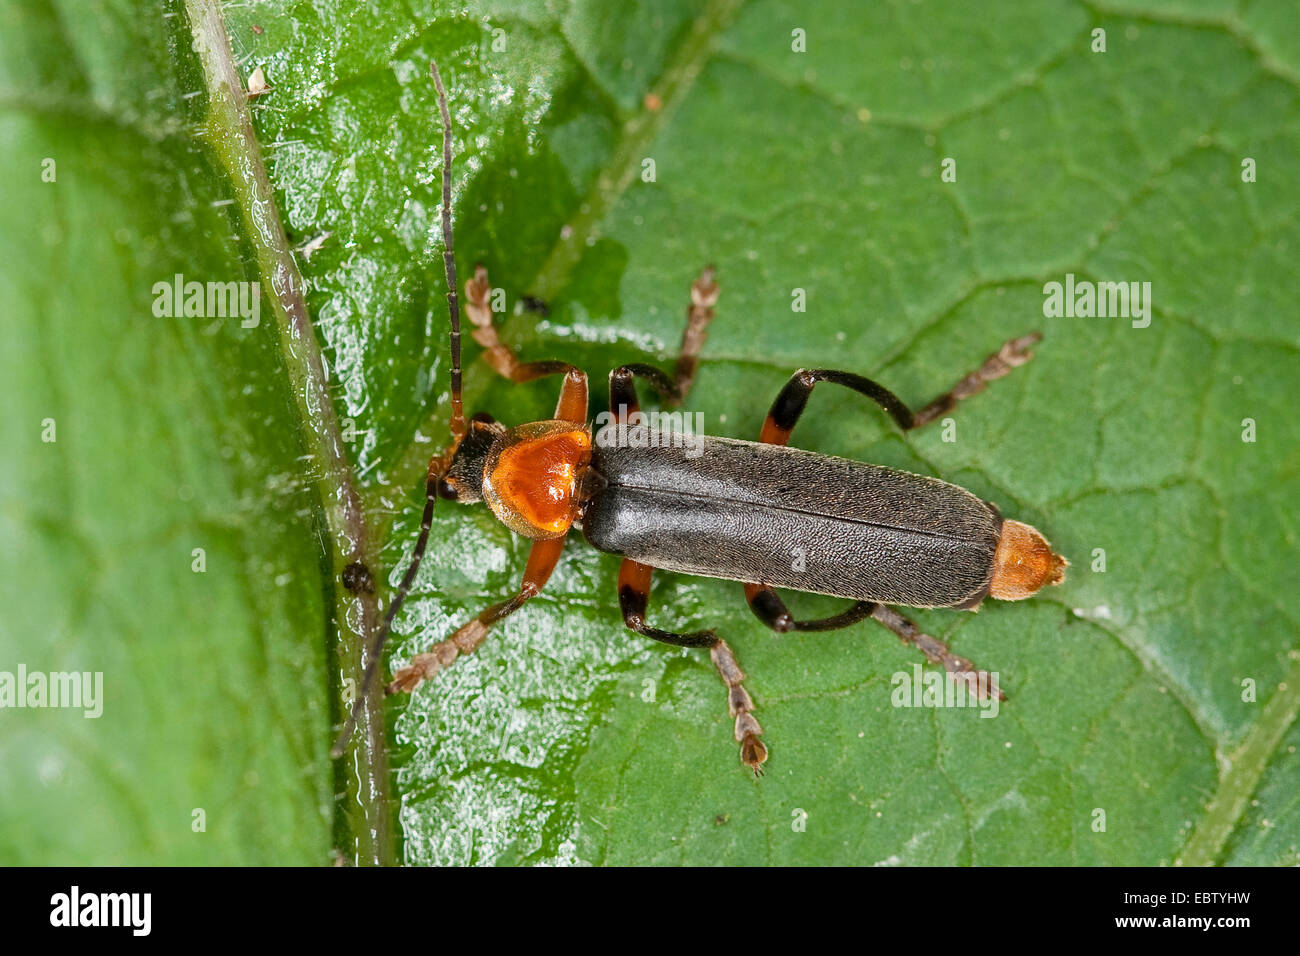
[{"x1": 989, "y1": 519, "x2": 1068, "y2": 601}]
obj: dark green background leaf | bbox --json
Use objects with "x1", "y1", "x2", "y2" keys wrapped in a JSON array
[{"x1": 2, "y1": 0, "x2": 1296, "y2": 865}]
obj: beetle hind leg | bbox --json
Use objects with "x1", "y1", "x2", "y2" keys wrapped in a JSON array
[
  {"x1": 745, "y1": 585, "x2": 1003, "y2": 701},
  {"x1": 909, "y1": 332, "x2": 1041, "y2": 428},
  {"x1": 870, "y1": 604, "x2": 1006, "y2": 702},
  {"x1": 619, "y1": 558, "x2": 768, "y2": 775},
  {"x1": 745, "y1": 584, "x2": 875, "y2": 633},
  {"x1": 759, "y1": 332, "x2": 1042, "y2": 444}
]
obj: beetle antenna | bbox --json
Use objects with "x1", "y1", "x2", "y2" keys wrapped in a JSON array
[
  {"x1": 431, "y1": 60, "x2": 467, "y2": 445},
  {"x1": 331, "y1": 60, "x2": 464, "y2": 758}
]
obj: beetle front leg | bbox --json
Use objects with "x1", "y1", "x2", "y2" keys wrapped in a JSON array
[
  {"x1": 465, "y1": 265, "x2": 589, "y2": 397},
  {"x1": 387, "y1": 536, "x2": 567, "y2": 694},
  {"x1": 618, "y1": 558, "x2": 768, "y2": 775}
]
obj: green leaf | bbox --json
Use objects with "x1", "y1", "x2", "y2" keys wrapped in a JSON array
[
  {"x1": 0, "y1": 1, "x2": 334, "y2": 863},
  {"x1": 3, "y1": 0, "x2": 1297, "y2": 866}
]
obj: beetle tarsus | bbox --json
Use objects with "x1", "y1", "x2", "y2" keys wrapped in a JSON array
[
  {"x1": 740, "y1": 730, "x2": 767, "y2": 777},
  {"x1": 711, "y1": 639, "x2": 769, "y2": 775},
  {"x1": 871, "y1": 604, "x2": 1007, "y2": 702},
  {"x1": 387, "y1": 640, "x2": 459, "y2": 694},
  {"x1": 911, "y1": 330, "x2": 1043, "y2": 428},
  {"x1": 466, "y1": 264, "x2": 518, "y2": 380},
  {"x1": 672, "y1": 266, "x2": 719, "y2": 402}
]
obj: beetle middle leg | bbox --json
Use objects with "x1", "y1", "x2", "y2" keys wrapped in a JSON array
[
  {"x1": 607, "y1": 266, "x2": 720, "y2": 414},
  {"x1": 604, "y1": 293, "x2": 768, "y2": 776},
  {"x1": 670, "y1": 266, "x2": 718, "y2": 403},
  {"x1": 619, "y1": 558, "x2": 768, "y2": 775}
]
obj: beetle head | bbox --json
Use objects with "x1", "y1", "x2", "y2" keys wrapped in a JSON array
[{"x1": 438, "y1": 412, "x2": 505, "y2": 503}]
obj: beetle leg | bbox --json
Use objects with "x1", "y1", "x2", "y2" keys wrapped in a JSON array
[
  {"x1": 464, "y1": 265, "x2": 589, "y2": 405},
  {"x1": 618, "y1": 559, "x2": 716, "y2": 648},
  {"x1": 605, "y1": 266, "x2": 718, "y2": 420},
  {"x1": 744, "y1": 584, "x2": 874, "y2": 632},
  {"x1": 869, "y1": 605, "x2": 1006, "y2": 702},
  {"x1": 618, "y1": 558, "x2": 768, "y2": 775},
  {"x1": 386, "y1": 535, "x2": 567, "y2": 694},
  {"x1": 550, "y1": 366, "x2": 588, "y2": 423},
  {"x1": 762, "y1": 368, "x2": 915, "y2": 442},
  {"x1": 710, "y1": 640, "x2": 768, "y2": 776},
  {"x1": 463, "y1": 264, "x2": 518, "y2": 380},
  {"x1": 610, "y1": 363, "x2": 680, "y2": 416},
  {"x1": 671, "y1": 266, "x2": 718, "y2": 403},
  {"x1": 760, "y1": 332, "x2": 1041, "y2": 443},
  {"x1": 909, "y1": 332, "x2": 1041, "y2": 428},
  {"x1": 744, "y1": 584, "x2": 1002, "y2": 699},
  {"x1": 606, "y1": 363, "x2": 682, "y2": 453}
]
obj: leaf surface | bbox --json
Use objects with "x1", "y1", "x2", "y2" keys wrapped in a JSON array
[{"x1": 2, "y1": 0, "x2": 1297, "y2": 866}]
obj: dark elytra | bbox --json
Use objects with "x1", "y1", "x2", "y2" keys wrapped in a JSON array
[{"x1": 582, "y1": 432, "x2": 1001, "y2": 610}]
